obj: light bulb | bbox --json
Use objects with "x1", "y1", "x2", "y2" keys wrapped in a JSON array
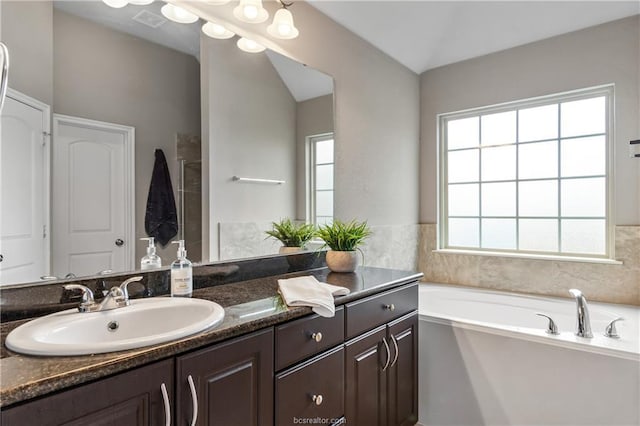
[
  {"x1": 267, "y1": 8, "x2": 299, "y2": 39},
  {"x1": 129, "y1": 0, "x2": 154, "y2": 5},
  {"x1": 233, "y1": 0, "x2": 268, "y2": 24},
  {"x1": 206, "y1": 0, "x2": 232, "y2": 4},
  {"x1": 237, "y1": 37, "x2": 265, "y2": 53},
  {"x1": 161, "y1": 4, "x2": 199, "y2": 24},
  {"x1": 202, "y1": 21, "x2": 235, "y2": 40},
  {"x1": 103, "y1": 0, "x2": 128, "y2": 8}
]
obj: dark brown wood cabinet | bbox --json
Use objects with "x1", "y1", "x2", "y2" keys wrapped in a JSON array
[
  {"x1": 176, "y1": 328, "x2": 274, "y2": 426},
  {"x1": 387, "y1": 313, "x2": 419, "y2": 426},
  {"x1": 0, "y1": 359, "x2": 174, "y2": 426}
]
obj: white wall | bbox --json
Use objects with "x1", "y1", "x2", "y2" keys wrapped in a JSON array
[
  {"x1": 420, "y1": 15, "x2": 640, "y2": 225},
  {"x1": 202, "y1": 36, "x2": 297, "y2": 260},
  {"x1": 182, "y1": 1, "x2": 421, "y2": 262}
]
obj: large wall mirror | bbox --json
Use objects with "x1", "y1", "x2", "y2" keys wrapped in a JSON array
[{"x1": 0, "y1": 0, "x2": 334, "y2": 286}]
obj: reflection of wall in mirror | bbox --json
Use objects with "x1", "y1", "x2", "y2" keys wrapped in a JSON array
[
  {"x1": 0, "y1": 2, "x2": 201, "y2": 280},
  {"x1": 202, "y1": 36, "x2": 333, "y2": 261}
]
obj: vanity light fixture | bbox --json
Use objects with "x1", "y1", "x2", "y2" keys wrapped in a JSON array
[
  {"x1": 233, "y1": 0, "x2": 269, "y2": 24},
  {"x1": 129, "y1": 0, "x2": 154, "y2": 5},
  {"x1": 237, "y1": 37, "x2": 266, "y2": 53},
  {"x1": 103, "y1": 0, "x2": 129, "y2": 8},
  {"x1": 267, "y1": 1, "x2": 298, "y2": 39},
  {"x1": 202, "y1": 21, "x2": 235, "y2": 40},
  {"x1": 160, "y1": 3, "x2": 199, "y2": 24}
]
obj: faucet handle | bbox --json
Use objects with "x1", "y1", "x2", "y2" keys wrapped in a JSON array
[
  {"x1": 604, "y1": 317, "x2": 624, "y2": 338},
  {"x1": 63, "y1": 284, "x2": 96, "y2": 312},
  {"x1": 119, "y1": 276, "x2": 144, "y2": 301},
  {"x1": 536, "y1": 313, "x2": 559, "y2": 335}
]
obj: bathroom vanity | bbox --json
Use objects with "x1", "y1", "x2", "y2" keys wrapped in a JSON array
[{"x1": 0, "y1": 262, "x2": 421, "y2": 426}]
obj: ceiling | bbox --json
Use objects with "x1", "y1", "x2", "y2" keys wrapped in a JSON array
[{"x1": 307, "y1": 1, "x2": 640, "y2": 74}]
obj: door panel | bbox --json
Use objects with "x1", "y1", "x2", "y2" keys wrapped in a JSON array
[
  {"x1": 345, "y1": 325, "x2": 387, "y2": 426},
  {"x1": 52, "y1": 115, "x2": 134, "y2": 277},
  {"x1": 387, "y1": 313, "x2": 418, "y2": 426},
  {"x1": 0, "y1": 93, "x2": 48, "y2": 284}
]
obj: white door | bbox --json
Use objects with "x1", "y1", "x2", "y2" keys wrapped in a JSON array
[
  {"x1": 0, "y1": 90, "x2": 50, "y2": 285},
  {"x1": 52, "y1": 114, "x2": 134, "y2": 277}
]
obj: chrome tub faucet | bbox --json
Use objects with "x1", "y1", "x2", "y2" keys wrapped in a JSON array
[{"x1": 569, "y1": 288, "x2": 593, "y2": 338}]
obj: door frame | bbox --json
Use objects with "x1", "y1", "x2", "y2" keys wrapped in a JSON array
[
  {"x1": 3, "y1": 88, "x2": 51, "y2": 277},
  {"x1": 52, "y1": 114, "x2": 136, "y2": 271}
]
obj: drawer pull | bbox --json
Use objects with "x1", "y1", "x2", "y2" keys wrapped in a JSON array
[
  {"x1": 312, "y1": 394, "x2": 324, "y2": 405},
  {"x1": 310, "y1": 332, "x2": 323, "y2": 342},
  {"x1": 160, "y1": 383, "x2": 171, "y2": 426},
  {"x1": 384, "y1": 304, "x2": 395, "y2": 311},
  {"x1": 187, "y1": 375, "x2": 198, "y2": 426},
  {"x1": 381, "y1": 337, "x2": 391, "y2": 371},
  {"x1": 390, "y1": 335, "x2": 399, "y2": 367}
]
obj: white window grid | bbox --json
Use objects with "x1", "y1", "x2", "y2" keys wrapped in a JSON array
[
  {"x1": 308, "y1": 133, "x2": 334, "y2": 226},
  {"x1": 438, "y1": 84, "x2": 615, "y2": 260}
]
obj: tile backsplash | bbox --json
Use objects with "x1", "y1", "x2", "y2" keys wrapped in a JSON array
[{"x1": 418, "y1": 224, "x2": 640, "y2": 306}]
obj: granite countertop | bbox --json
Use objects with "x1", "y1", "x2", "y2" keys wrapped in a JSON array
[{"x1": 0, "y1": 266, "x2": 422, "y2": 408}]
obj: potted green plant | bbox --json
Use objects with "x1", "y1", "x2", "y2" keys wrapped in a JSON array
[
  {"x1": 265, "y1": 218, "x2": 316, "y2": 254},
  {"x1": 317, "y1": 219, "x2": 372, "y2": 272}
]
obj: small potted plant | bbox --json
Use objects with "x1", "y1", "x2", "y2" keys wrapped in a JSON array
[
  {"x1": 317, "y1": 219, "x2": 372, "y2": 272},
  {"x1": 265, "y1": 218, "x2": 316, "y2": 254}
]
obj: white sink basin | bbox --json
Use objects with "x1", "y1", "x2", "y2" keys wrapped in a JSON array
[{"x1": 6, "y1": 297, "x2": 225, "y2": 356}]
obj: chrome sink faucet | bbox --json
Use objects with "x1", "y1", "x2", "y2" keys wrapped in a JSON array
[
  {"x1": 568, "y1": 288, "x2": 593, "y2": 338},
  {"x1": 64, "y1": 276, "x2": 143, "y2": 313}
]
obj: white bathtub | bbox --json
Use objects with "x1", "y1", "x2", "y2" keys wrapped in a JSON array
[{"x1": 418, "y1": 283, "x2": 640, "y2": 426}]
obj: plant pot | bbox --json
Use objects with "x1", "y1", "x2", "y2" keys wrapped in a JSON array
[
  {"x1": 325, "y1": 250, "x2": 358, "y2": 273},
  {"x1": 279, "y1": 246, "x2": 304, "y2": 254}
]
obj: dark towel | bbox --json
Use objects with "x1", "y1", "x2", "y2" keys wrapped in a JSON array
[{"x1": 145, "y1": 149, "x2": 178, "y2": 246}]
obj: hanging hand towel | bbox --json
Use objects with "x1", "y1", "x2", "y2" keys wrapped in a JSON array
[
  {"x1": 277, "y1": 276, "x2": 350, "y2": 318},
  {"x1": 145, "y1": 149, "x2": 178, "y2": 246}
]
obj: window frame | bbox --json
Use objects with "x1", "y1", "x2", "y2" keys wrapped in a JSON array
[
  {"x1": 306, "y1": 132, "x2": 335, "y2": 225},
  {"x1": 437, "y1": 84, "x2": 616, "y2": 261}
]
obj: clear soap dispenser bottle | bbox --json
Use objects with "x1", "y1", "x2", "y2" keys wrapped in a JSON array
[
  {"x1": 140, "y1": 237, "x2": 162, "y2": 270},
  {"x1": 171, "y1": 240, "x2": 192, "y2": 297}
]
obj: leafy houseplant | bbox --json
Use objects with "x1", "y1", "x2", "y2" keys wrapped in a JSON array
[
  {"x1": 265, "y1": 218, "x2": 316, "y2": 253},
  {"x1": 317, "y1": 220, "x2": 372, "y2": 272}
]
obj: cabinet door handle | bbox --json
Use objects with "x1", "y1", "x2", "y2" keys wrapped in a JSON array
[
  {"x1": 381, "y1": 337, "x2": 391, "y2": 371},
  {"x1": 310, "y1": 332, "x2": 323, "y2": 342},
  {"x1": 187, "y1": 375, "x2": 198, "y2": 426},
  {"x1": 312, "y1": 394, "x2": 324, "y2": 405},
  {"x1": 160, "y1": 383, "x2": 171, "y2": 426},
  {"x1": 390, "y1": 334, "x2": 399, "y2": 367}
]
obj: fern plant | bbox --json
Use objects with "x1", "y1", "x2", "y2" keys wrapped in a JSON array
[
  {"x1": 265, "y1": 218, "x2": 316, "y2": 248},
  {"x1": 317, "y1": 219, "x2": 372, "y2": 251}
]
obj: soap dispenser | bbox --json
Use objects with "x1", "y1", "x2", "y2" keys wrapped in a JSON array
[
  {"x1": 140, "y1": 237, "x2": 162, "y2": 270},
  {"x1": 170, "y1": 240, "x2": 192, "y2": 297}
]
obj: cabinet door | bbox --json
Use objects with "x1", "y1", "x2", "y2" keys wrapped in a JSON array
[
  {"x1": 345, "y1": 325, "x2": 388, "y2": 426},
  {"x1": 1, "y1": 359, "x2": 174, "y2": 426},
  {"x1": 176, "y1": 328, "x2": 274, "y2": 426},
  {"x1": 387, "y1": 313, "x2": 418, "y2": 426}
]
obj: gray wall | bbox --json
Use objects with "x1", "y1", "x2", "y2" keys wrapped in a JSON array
[
  {"x1": 202, "y1": 36, "x2": 297, "y2": 260},
  {"x1": 295, "y1": 94, "x2": 334, "y2": 220},
  {"x1": 420, "y1": 15, "x2": 640, "y2": 225},
  {"x1": 189, "y1": 1, "x2": 421, "y2": 261},
  {"x1": 53, "y1": 10, "x2": 201, "y2": 264},
  {"x1": 0, "y1": 1, "x2": 53, "y2": 105}
]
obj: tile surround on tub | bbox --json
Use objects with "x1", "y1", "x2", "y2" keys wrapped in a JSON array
[{"x1": 418, "y1": 224, "x2": 640, "y2": 306}]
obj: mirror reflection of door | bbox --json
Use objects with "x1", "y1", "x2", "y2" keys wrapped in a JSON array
[
  {"x1": 0, "y1": 90, "x2": 50, "y2": 285},
  {"x1": 51, "y1": 114, "x2": 135, "y2": 278}
]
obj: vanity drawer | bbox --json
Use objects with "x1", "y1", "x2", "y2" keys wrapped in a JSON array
[
  {"x1": 275, "y1": 306, "x2": 344, "y2": 371},
  {"x1": 345, "y1": 282, "x2": 418, "y2": 339},
  {"x1": 275, "y1": 346, "x2": 344, "y2": 426}
]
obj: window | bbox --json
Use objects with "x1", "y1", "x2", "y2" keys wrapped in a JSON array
[
  {"x1": 308, "y1": 134, "x2": 334, "y2": 225},
  {"x1": 439, "y1": 85, "x2": 613, "y2": 259}
]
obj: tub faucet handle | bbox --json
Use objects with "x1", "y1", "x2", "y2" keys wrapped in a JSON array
[
  {"x1": 536, "y1": 313, "x2": 559, "y2": 335},
  {"x1": 604, "y1": 317, "x2": 624, "y2": 338}
]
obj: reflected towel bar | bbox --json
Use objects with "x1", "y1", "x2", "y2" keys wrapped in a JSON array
[{"x1": 232, "y1": 176, "x2": 285, "y2": 185}]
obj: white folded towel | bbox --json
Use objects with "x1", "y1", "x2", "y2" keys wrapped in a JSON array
[{"x1": 277, "y1": 276, "x2": 350, "y2": 318}]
